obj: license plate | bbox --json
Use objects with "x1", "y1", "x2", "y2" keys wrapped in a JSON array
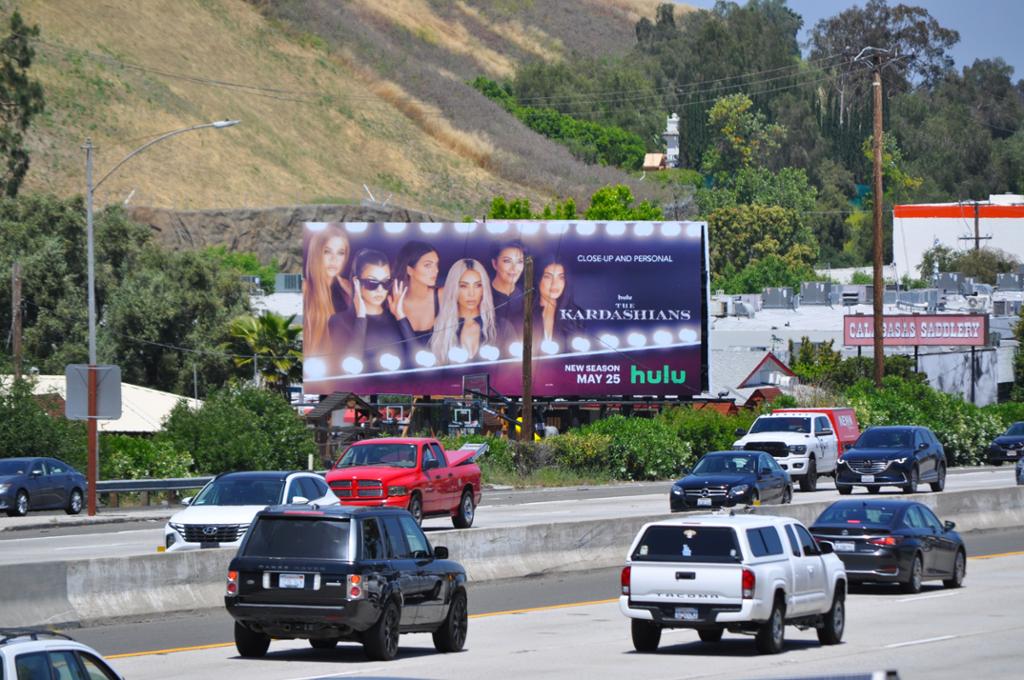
[
  {"x1": 1009, "y1": 451, "x2": 1018, "y2": 457},
  {"x1": 697, "y1": 498, "x2": 712, "y2": 507},
  {"x1": 861, "y1": 475, "x2": 875, "y2": 483},
  {"x1": 279, "y1": 573, "x2": 305, "y2": 589},
  {"x1": 674, "y1": 607, "x2": 699, "y2": 621},
  {"x1": 200, "y1": 542, "x2": 220, "y2": 549},
  {"x1": 834, "y1": 541, "x2": 855, "y2": 552}
]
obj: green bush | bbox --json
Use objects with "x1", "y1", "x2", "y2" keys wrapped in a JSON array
[
  {"x1": 845, "y1": 377, "x2": 1002, "y2": 466},
  {"x1": 0, "y1": 378, "x2": 85, "y2": 469},
  {"x1": 161, "y1": 385, "x2": 314, "y2": 474},
  {"x1": 577, "y1": 415, "x2": 693, "y2": 480},
  {"x1": 99, "y1": 434, "x2": 193, "y2": 479},
  {"x1": 549, "y1": 431, "x2": 612, "y2": 472},
  {"x1": 982, "y1": 401, "x2": 1024, "y2": 430},
  {"x1": 657, "y1": 406, "x2": 757, "y2": 459}
]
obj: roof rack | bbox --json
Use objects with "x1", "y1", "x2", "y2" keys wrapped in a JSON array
[{"x1": 0, "y1": 628, "x2": 74, "y2": 645}]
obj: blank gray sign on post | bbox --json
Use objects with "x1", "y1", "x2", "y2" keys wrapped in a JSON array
[{"x1": 65, "y1": 364, "x2": 122, "y2": 420}]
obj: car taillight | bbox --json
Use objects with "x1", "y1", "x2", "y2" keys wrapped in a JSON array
[
  {"x1": 620, "y1": 566, "x2": 631, "y2": 596},
  {"x1": 868, "y1": 536, "x2": 903, "y2": 547},
  {"x1": 226, "y1": 570, "x2": 238, "y2": 596},
  {"x1": 741, "y1": 568, "x2": 755, "y2": 599},
  {"x1": 347, "y1": 574, "x2": 364, "y2": 599}
]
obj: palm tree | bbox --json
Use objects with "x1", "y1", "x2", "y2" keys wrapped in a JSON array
[{"x1": 222, "y1": 312, "x2": 302, "y2": 397}]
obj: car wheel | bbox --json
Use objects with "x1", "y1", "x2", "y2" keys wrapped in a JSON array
[
  {"x1": 698, "y1": 628, "x2": 723, "y2": 643},
  {"x1": 755, "y1": 597, "x2": 786, "y2": 654},
  {"x1": 816, "y1": 591, "x2": 845, "y2": 645},
  {"x1": 930, "y1": 464, "x2": 946, "y2": 492},
  {"x1": 901, "y1": 554, "x2": 924, "y2": 594},
  {"x1": 799, "y1": 459, "x2": 817, "y2": 492},
  {"x1": 630, "y1": 619, "x2": 661, "y2": 653},
  {"x1": 433, "y1": 588, "x2": 468, "y2": 653},
  {"x1": 363, "y1": 601, "x2": 401, "y2": 661},
  {"x1": 407, "y1": 493, "x2": 423, "y2": 527},
  {"x1": 65, "y1": 488, "x2": 84, "y2": 515},
  {"x1": 837, "y1": 484, "x2": 852, "y2": 495},
  {"x1": 781, "y1": 486, "x2": 793, "y2": 504},
  {"x1": 902, "y1": 466, "x2": 919, "y2": 494},
  {"x1": 7, "y1": 490, "x2": 29, "y2": 517},
  {"x1": 943, "y1": 550, "x2": 966, "y2": 589},
  {"x1": 309, "y1": 638, "x2": 338, "y2": 650},
  {"x1": 234, "y1": 622, "x2": 270, "y2": 658},
  {"x1": 452, "y1": 489, "x2": 475, "y2": 529}
]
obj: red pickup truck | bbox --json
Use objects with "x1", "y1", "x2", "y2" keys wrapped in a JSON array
[{"x1": 325, "y1": 437, "x2": 484, "y2": 528}]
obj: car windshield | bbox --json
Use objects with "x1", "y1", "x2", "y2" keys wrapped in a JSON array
[
  {"x1": 632, "y1": 525, "x2": 742, "y2": 563},
  {"x1": 817, "y1": 504, "x2": 899, "y2": 527},
  {"x1": 192, "y1": 478, "x2": 284, "y2": 506},
  {"x1": 335, "y1": 443, "x2": 417, "y2": 468},
  {"x1": 243, "y1": 517, "x2": 351, "y2": 560},
  {"x1": 692, "y1": 455, "x2": 756, "y2": 475},
  {"x1": 855, "y1": 429, "x2": 912, "y2": 449},
  {"x1": 0, "y1": 460, "x2": 28, "y2": 475},
  {"x1": 749, "y1": 417, "x2": 810, "y2": 434},
  {"x1": 1005, "y1": 423, "x2": 1024, "y2": 436}
]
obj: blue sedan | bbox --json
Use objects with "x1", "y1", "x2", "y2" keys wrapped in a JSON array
[
  {"x1": 0, "y1": 457, "x2": 87, "y2": 517},
  {"x1": 669, "y1": 450, "x2": 793, "y2": 510}
]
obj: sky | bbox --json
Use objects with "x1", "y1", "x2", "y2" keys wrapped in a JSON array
[{"x1": 681, "y1": 0, "x2": 1024, "y2": 79}]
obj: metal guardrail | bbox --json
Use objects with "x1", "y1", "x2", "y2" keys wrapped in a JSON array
[{"x1": 95, "y1": 477, "x2": 213, "y2": 494}]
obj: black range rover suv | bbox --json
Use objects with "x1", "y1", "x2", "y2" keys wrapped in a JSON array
[{"x1": 225, "y1": 504, "x2": 468, "y2": 661}]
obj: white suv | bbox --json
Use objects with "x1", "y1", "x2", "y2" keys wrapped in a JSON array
[
  {"x1": 0, "y1": 629, "x2": 123, "y2": 679},
  {"x1": 163, "y1": 470, "x2": 338, "y2": 552}
]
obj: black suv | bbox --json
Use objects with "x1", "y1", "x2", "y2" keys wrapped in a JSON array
[
  {"x1": 224, "y1": 505, "x2": 468, "y2": 661},
  {"x1": 836, "y1": 425, "x2": 947, "y2": 494}
]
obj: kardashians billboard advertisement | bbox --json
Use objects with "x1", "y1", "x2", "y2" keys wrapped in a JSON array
[{"x1": 301, "y1": 221, "x2": 709, "y2": 398}]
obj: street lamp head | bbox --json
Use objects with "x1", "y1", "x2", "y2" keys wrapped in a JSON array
[{"x1": 212, "y1": 119, "x2": 241, "y2": 129}]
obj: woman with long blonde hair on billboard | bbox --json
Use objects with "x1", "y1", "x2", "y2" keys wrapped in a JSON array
[
  {"x1": 303, "y1": 223, "x2": 352, "y2": 356},
  {"x1": 430, "y1": 258, "x2": 512, "y2": 364}
]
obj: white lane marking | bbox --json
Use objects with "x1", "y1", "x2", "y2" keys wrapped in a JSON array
[
  {"x1": 2, "y1": 529, "x2": 158, "y2": 542},
  {"x1": 897, "y1": 591, "x2": 963, "y2": 603},
  {"x1": 518, "y1": 494, "x2": 661, "y2": 507},
  {"x1": 283, "y1": 668, "x2": 387, "y2": 679},
  {"x1": 884, "y1": 634, "x2": 957, "y2": 649},
  {"x1": 54, "y1": 542, "x2": 138, "y2": 551}
]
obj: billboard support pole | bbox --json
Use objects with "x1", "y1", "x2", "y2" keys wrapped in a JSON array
[
  {"x1": 521, "y1": 256, "x2": 534, "y2": 441},
  {"x1": 871, "y1": 56, "x2": 885, "y2": 388}
]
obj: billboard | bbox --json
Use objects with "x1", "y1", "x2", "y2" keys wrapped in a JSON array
[
  {"x1": 302, "y1": 221, "x2": 709, "y2": 397},
  {"x1": 843, "y1": 314, "x2": 989, "y2": 347}
]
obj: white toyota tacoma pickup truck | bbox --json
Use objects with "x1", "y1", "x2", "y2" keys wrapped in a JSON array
[{"x1": 619, "y1": 513, "x2": 847, "y2": 654}]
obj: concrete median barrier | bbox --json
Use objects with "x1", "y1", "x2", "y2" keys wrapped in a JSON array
[{"x1": 5, "y1": 485, "x2": 1023, "y2": 628}]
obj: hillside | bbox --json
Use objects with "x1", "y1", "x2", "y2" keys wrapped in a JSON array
[{"x1": 16, "y1": 0, "x2": 673, "y2": 221}]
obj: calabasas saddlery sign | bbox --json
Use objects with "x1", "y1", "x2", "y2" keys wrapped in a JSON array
[{"x1": 843, "y1": 314, "x2": 988, "y2": 347}]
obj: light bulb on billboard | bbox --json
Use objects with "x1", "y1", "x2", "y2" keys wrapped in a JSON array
[
  {"x1": 448, "y1": 346, "x2": 470, "y2": 363},
  {"x1": 384, "y1": 223, "x2": 406, "y2": 234},
  {"x1": 341, "y1": 356, "x2": 364, "y2": 374},
  {"x1": 661, "y1": 223, "x2": 681, "y2": 237},
  {"x1": 627, "y1": 332, "x2": 646, "y2": 348},
  {"x1": 379, "y1": 353, "x2": 401, "y2": 371},
  {"x1": 571, "y1": 336, "x2": 591, "y2": 352},
  {"x1": 508, "y1": 342, "x2": 524, "y2": 358},
  {"x1": 678, "y1": 328, "x2": 698, "y2": 343},
  {"x1": 599, "y1": 334, "x2": 620, "y2": 349},
  {"x1": 635, "y1": 223, "x2": 654, "y2": 237},
  {"x1": 304, "y1": 357, "x2": 326, "y2": 379},
  {"x1": 540, "y1": 339, "x2": 559, "y2": 355},
  {"x1": 576, "y1": 222, "x2": 596, "y2": 236},
  {"x1": 415, "y1": 350, "x2": 437, "y2": 367},
  {"x1": 607, "y1": 223, "x2": 626, "y2": 237},
  {"x1": 479, "y1": 344, "x2": 500, "y2": 361},
  {"x1": 653, "y1": 330, "x2": 673, "y2": 346}
]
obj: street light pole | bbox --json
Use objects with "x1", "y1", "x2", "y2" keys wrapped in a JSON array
[{"x1": 82, "y1": 119, "x2": 240, "y2": 516}]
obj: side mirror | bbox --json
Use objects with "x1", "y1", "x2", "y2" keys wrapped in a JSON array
[
  {"x1": 181, "y1": 497, "x2": 193, "y2": 506},
  {"x1": 944, "y1": 520, "x2": 956, "y2": 532},
  {"x1": 734, "y1": 428, "x2": 747, "y2": 437},
  {"x1": 679, "y1": 465, "x2": 692, "y2": 476},
  {"x1": 291, "y1": 496, "x2": 309, "y2": 505},
  {"x1": 434, "y1": 546, "x2": 449, "y2": 559},
  {"x1": 818, "y1": 542, "x2": 834, "y2": 555},
  {"x1": 31, "y1": 469, "x2": 43, "y2": 477},
  {"x1": 919, "y1": 442, "x2": 929, "y2": 450}
]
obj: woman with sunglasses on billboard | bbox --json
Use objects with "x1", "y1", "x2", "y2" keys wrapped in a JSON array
[
  {"x1": 393, "y1": 240, "x2": 443, "y2": 345},
  {"x1": 430, "y1": 258, "x2": 514, "y2": 364},
  {"x1": 533, "y1": 254, "x2": 583, "y2": 355},
  {"x1": 489, "y1": 240, "x2": 526, "y2": 332},
  {"x1": 303, "y1": 223, "x2": 352, "y2": 356},
  {"x1": 329, "y1": 248, "x2": 414, "y2": 370}
]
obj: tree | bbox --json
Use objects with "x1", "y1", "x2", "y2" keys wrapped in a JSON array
[
  {"x1": 160, "y1": 385, "x2": 315, "y2": 475},
  {"x1": 706, "y1": 204, "x2": 817, "y2": 280},
  {"x1": 0, "y1": 377, "x2": 84, "y2": 468},
  {"x1": 202, "y1": 246, "x2": 278, "y2": 294},
  {"x1": 702, "y1": 94, "x2": 785, "y2": 177},
  {"x1": 583, "y1": 185, "x2": 661, "y2": 220},
  {"x1": 1013, "y1": 306, "x2": 1024, "y2": 401},
  {"x1": 0, "y1": 11, "x2": 44, "y2": 197},
  {"x1": 221, "y1": 312, "x2": 303, "y2": 396}
]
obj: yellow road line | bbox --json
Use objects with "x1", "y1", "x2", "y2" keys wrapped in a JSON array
[
  {"x1": 970, "y1": 550, "x2": 1024, "y2": 560},
  {"x1": 107, "y1": 642, "x2": 234, "y2": 659}
]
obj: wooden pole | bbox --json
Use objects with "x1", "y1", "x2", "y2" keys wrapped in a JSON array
[
  {"x1": 871, "y1": 60, "x2": 885, "y2": 388},
  {"x1": 521, "y1": 256, "x2": 534, "y2": 441},
  {"x1": 11, "y1": 262, "x2": 22, "y2": 380}
]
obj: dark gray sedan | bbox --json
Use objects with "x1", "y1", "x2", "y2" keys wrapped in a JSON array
[{"x1": 0, "y1": 457, "x2": 87, "y2": 516}]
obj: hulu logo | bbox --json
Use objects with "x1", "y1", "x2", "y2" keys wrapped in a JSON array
[{"x1": 630, "y1": 364, "x2": 686, "y2": 385}]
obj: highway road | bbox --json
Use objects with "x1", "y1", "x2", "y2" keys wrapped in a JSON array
[
  {"x1": 0, "y1": 467, "x2": 1015, "y2": 565},
  {"x1": 63, "y1": 528, "x2": 1024, "y2": 680}
]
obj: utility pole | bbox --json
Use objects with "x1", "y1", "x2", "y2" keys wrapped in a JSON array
[
  {"x1": 521, "y1": 256, "x2": 534, "y2": 442},
  {"x1": 871, "y1": 57, "x2": 885, "y2": 388},
  {"x1": 11, "y1": 262, "x2": 22, "y2": 380}
]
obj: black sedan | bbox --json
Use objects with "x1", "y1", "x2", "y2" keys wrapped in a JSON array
[
  {"x1": 810, "y1": 499, "x2": 965, "y2": 593},
  {"x1": 0, "y1": 457, "x2": 87, "y2": 517},
  {"x1": 986, "y1": 421, "x2": 1024, "y2": 466},
  {"x1": 669, "y1": 450, "x2": 792, "y2": 511},
  {"x1": 836, "y1": 425, "x2": 946, "y2": 495}
]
